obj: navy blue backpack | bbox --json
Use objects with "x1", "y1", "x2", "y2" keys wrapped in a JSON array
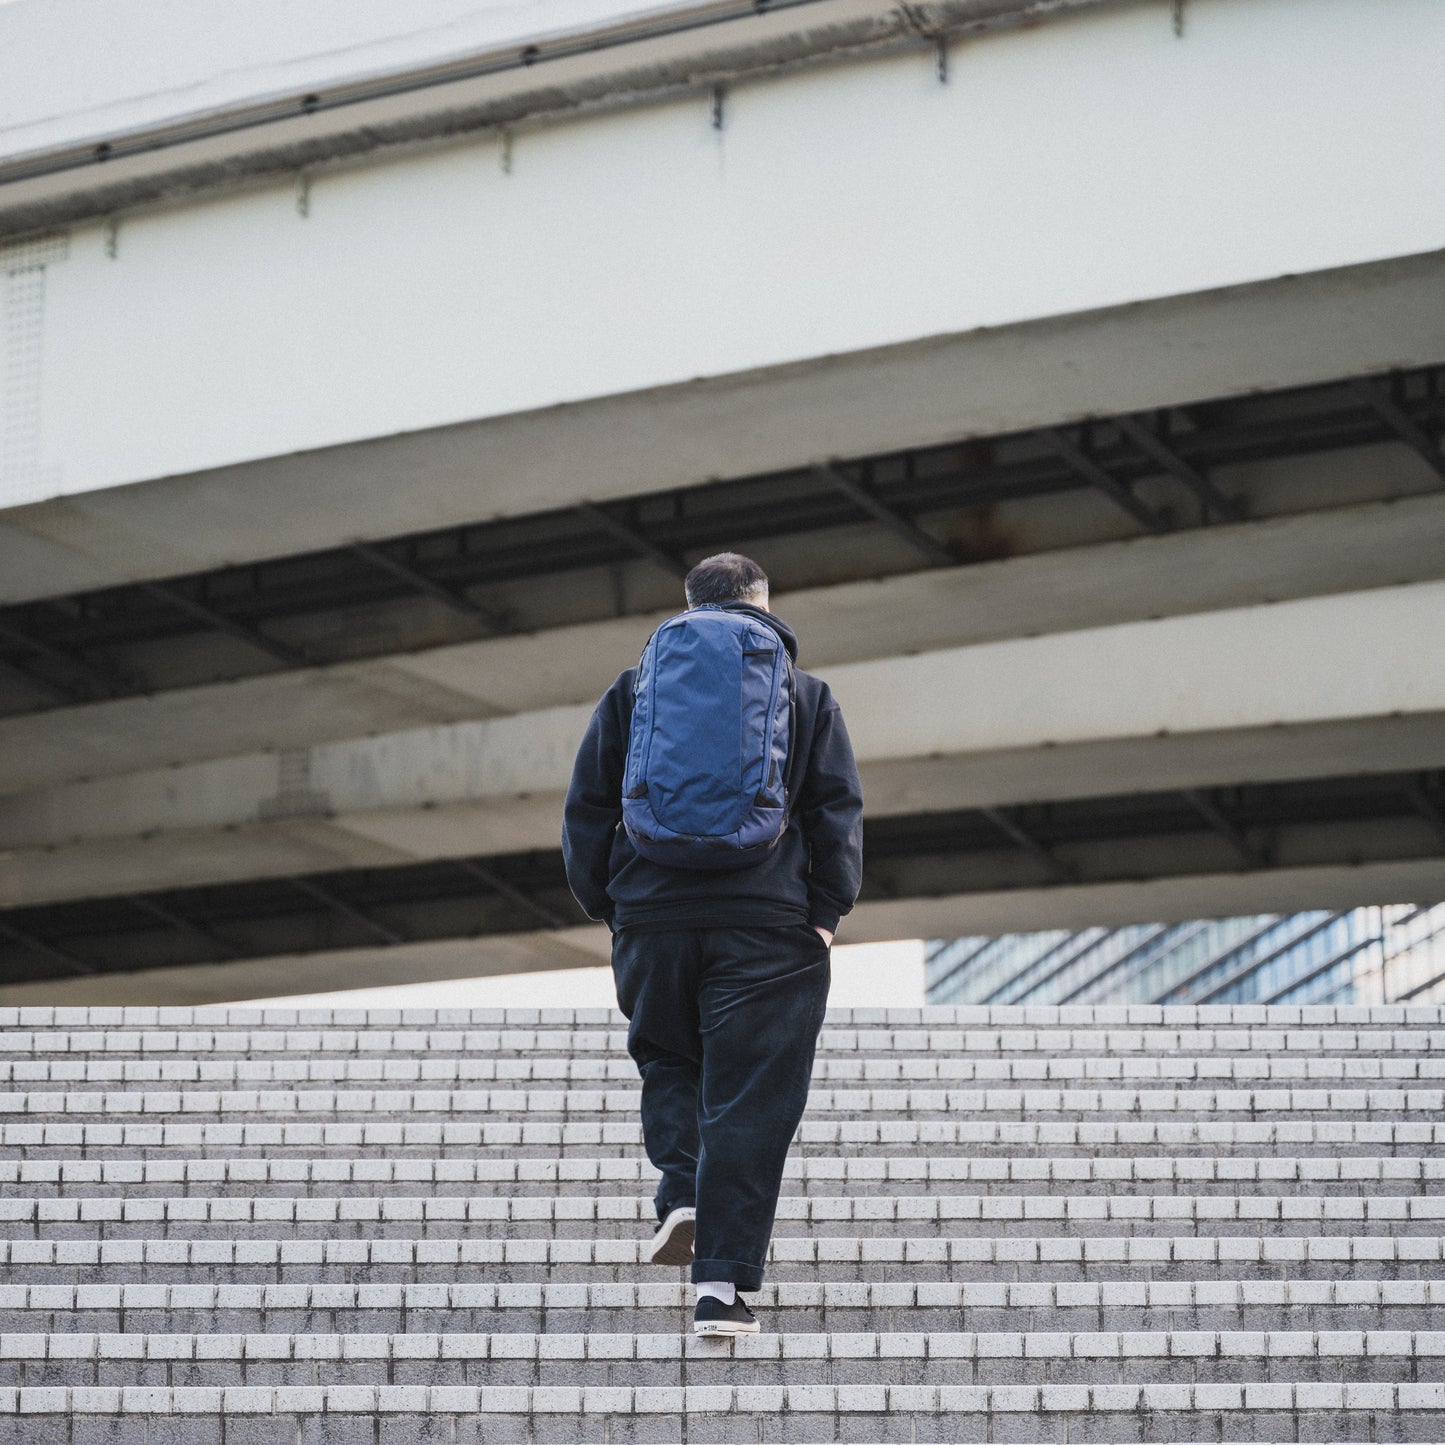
[{"x1": 622, "y1": 606, "x2": 795, "y2": 870}]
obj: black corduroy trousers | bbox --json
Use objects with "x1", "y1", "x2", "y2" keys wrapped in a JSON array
[{"x1": 610, "y1": 923, "x2": 831, "y2": 1291}]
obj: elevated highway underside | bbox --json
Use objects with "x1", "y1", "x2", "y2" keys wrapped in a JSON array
[
  {"x1": 2, "y1": 372, "x2": 1442, "y2": 1002},
  {"x1": 0, "y1": 0, "x2": 1443, "y2": 1001}
]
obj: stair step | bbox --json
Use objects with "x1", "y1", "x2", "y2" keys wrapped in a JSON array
[
  {"x1": 8, "y1": 1025, "x2": 1443, "y2": 1062},
  {"x1": 5, "y1": 1193, "x2": 1443, "y2": 1241},
  {"x1": 15, "y1": 1280, "x2": 1422, "y2": 1310},
  {"x1": 4, "y1": 1234, "x2": 1439, "y2": 1282},
  {"x1": 7, "y1": 1005, "x2": 1441, "y2": 1027},
  {"x1": 0, "y1": 1004, "x2": 1438, "y2": 1442},
  {"x1": 9, "y1": 1057, "x2": 1445, "y2": 1083},
  {"x1": 2, "y1": 1381, "x2": 1441, "y2": 1430},
  {"x1": 7, "y1": 1118, "x2": 1439, "y2": 1158},
  {"x1": 2, "y1": 1328, "x2": 1442, "y2": 1387},
  {"x1": 5, "y1": 1085, "x2": 1439, "y2": 1119},
  {"x1": 2, "y1": 1278, "x2": 1438, "y2": 1335},
  {"x1": 4, "y1": 1154, "x2": 1437, "y2": 1198}
]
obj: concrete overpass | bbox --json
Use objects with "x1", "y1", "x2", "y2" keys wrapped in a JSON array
[{"x1": 0, "y1": 0, "x2": 1443, "y2": 1003}]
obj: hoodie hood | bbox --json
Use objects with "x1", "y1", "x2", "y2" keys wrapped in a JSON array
[{"x1": 715, "y1": 601, "x2": 800, "y2": 663}]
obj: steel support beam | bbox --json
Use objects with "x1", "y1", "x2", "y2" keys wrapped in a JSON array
[
  {"x1": 0, "y1": 650, "x2": 88, "y2": 707},
  {"x1": 1403, "y1": 778, "x2": 1445, "y2": 845},
  {"x1": 977, "y1": 805, "x2": 1074, "y2": 883},
  {"x1": 2, "y1": 363, "x2": 1442, "y2": 723},
  {"x1": 1180, "y1": 788, "x2": 1267, "y2": 868},
  {"x1": 1041, "y1": 427, "x2": 1170, "y2": 533},
  {"x1": 139, "y1": 582, "x2": 310, "y2": 668},
  {"x1": 1114, "y1": 413, "x2": 1244, "y2": 523},
  {"x1": 125, "y1": 895, "x2": 242, "y2": 960},
  {"x1": 2, "y1": 777, "x2": 1443, "y2": 996},
  {"x1": 454, "y1": 858, "x2": 568, "y2": 931},
  {"x1": 0, "y1": 918, "x2": 95, "y2": 974},
  {"x1": 575, "y1": 503, "x2": 689, "y2": 580},
  {"x1": 0, "y1": 619, "x2": 129, "y2": 700},
  {"x1": 1349, "y1": 377, "x2": 1445, "y2": 483},
  {"x1": 348, "y1": 542, "x2": 509, "y2": 632},
  {"x1": 287, "y1": 877, "x2": 405, "y2": 945},
  {"x1": 815, "y1": 463, "x2": 955, "y2": 566}
]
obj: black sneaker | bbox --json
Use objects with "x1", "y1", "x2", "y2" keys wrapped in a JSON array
[
  {"x1": 693, "y1": 1293, "x2": 759, "y2": 1336},
  {"x1": 648, "y1": 1205, "x2": 696, "y2": 1266}
]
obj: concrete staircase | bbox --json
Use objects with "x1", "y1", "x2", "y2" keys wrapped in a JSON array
[{"x1": 0, "y1": 1002, "x2": 1442, "y2": 1444}]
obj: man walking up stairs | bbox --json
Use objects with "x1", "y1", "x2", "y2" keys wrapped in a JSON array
[
  {"x1": 0, "y1": 1001, "x2": 1442, "y2": 1441},
  {"x1": 563, "y1": 550, "x2": 865, "y2": 1336}
]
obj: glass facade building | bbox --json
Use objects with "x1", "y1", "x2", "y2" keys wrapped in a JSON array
[{"x1": 926, "y1": 903, "x2": 1445, "y2": 1007}]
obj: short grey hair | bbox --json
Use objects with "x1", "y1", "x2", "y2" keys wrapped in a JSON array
[{"x1": 684, "y1": 552, "x2": 769, "y2": 607}]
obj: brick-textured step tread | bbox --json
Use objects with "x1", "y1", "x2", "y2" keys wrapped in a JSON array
[
  {"x1": 1, "y1": 1334, "x2": 1440, "y2": 1393},
  {"x1": 7, "y1": 1233, "x2": 1441, "y2": 1272},
  {"x1": 1, "y1": 1005, "x2": 1439, "y2": 1443},
  {"x1": 10, "y1": 1120, "x2": 1438, "y2": 1159},
  {"x1": 5, "y1": 1153, "x2": 1438, "y2": 1192},
  {"x1": 6, "y1": 1085, "x2": 1439, "y2": 1117},
  {"x1": 3, "y1": 1278, "x2": 1439, "y2": 1314},
  {"x1": 6, "y1": 1191, "x2": 1444, "y2": 1234},
  {"x1": 9, "y1": 1028, "x2": 1445, "y2": 1061},
  {"x1": 3, "y1": 1380, "x2": 1444, "y2": 1412},
  {"x1": 6, "y1": 1326, "x2": 1444, "y2": 1359},
  {"x1": 10, "y1": 1057, "x2": 1445, "y2": 1084},
  {"x1": 7, "y1": 1005, "x2": 1442, "y2": 1027}
]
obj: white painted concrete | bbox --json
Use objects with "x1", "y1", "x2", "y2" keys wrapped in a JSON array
[
  {"x1": 4, "y1": 483, "x2": 1441, "y2": 796},
  {"x1": 2, "y1": 582, "x2": 1441, "y2": 906},
  {"x1": 6, "y1": 712, "x2": 1444, "y2": 912},
  {"x1": 4, "y1": 248, "x2": 1442, "y2": 605},
  {"x1": 7, "y1": 580, "x2": 1441, "y2": 846}
]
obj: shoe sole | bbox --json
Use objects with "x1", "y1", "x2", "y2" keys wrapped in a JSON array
[
  {"x1": 694, "y1": 1319, "x2": 761, "y2": 1336},
  {"x1": 648, "y1": 1210, "x2": 695, "y2": 1267}
]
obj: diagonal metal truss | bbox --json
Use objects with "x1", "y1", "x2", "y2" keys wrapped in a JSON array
[
  {"x1": 575, "y1": 502, "x2": 689, "y2": 580},
  {"x1": 815, "y1": 462, "x2": 955, "y2": 565},
  {"x1": 1113, "y1": 413, "x2": 1244, "y2": 523},
  {"x1": 5, "y1": 768, "x2": 1436, "y2": 989},
  {"x1": 1038, "y1": 425, "x2": 1169, "y2": 533},
  {"x1": 348, "y1": 542, "x2": 511, "y2": 630},
  {"x1": 1348, "y1": 377, "x2": 1445, "y2": 483},
  {"x1": 1, "y1": 364, "x2": 1441, "y2": 719},
  {"x1": 288, "y1": 877, "x2": 406, "y2": 945},
  {"x1": 1180, "y1": 788, "x2": 1267, "y2": 868},
  {"x1": 977, "y1": 805, "x2": 1075, "y2": 883},
  {"x1": 139, "y1": 580, "x2": 309, "y2": 668}
]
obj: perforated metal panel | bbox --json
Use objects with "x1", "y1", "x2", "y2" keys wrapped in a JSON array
[
  {"x1": 0, "y1": 232, "x2": 70, "y2": 274},
  {"x1": 0, "y1": 230, "x2": 68, "y2": 497}
]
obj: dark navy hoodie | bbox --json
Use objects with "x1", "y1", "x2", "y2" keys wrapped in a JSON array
[{"x1": 561, "y1": 602, "x2": 864, "y2": 935}]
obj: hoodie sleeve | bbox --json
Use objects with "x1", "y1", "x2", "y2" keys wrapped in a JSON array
[
  {"x1": 561, "y1": 676, "x2": 630, "y2": 926},
  {"x1": 797, "y1": 686, "x2": 864, "y2": 934}
]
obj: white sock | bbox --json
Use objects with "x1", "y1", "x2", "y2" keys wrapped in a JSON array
[{"x1": 696, "y1": 1280, "x2": 736, "y2": 1306}]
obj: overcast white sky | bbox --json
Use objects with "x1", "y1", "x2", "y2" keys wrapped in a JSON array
[{"x1": 243, "y1": 938, "x2": 925, "y2": 1009}]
